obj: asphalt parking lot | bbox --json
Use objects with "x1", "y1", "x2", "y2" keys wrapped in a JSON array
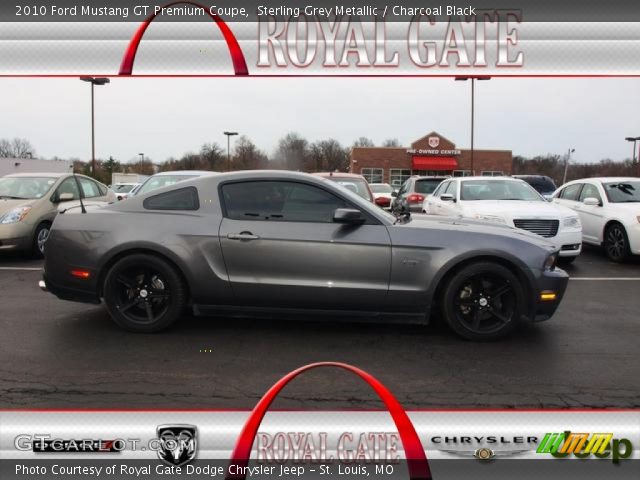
[{"x1": 0, "y1": 246, "x2": 639, "y2": 410}]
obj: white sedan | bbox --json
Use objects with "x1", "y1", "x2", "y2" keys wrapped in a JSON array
[
  {"x1": 552, "y1": 177, "x2": 640, "y2": 262},
  {"x1": 423, "y1": 177, "x2": 582, "y2": 264}
]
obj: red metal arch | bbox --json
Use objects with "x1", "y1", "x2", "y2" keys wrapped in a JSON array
[
  {"x1": 225, "y1": 362, "x2": 431, "y2": 480},
  {"x1": 119, "y1": 1, "x2": 248, "y2": 75}
]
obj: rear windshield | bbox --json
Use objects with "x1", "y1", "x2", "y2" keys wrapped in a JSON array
[
  {"x1": 369, "y1": 184, "x2": 392, "y2": 194},
  {"x1": 519, "y1": 176, "x2": 557, "y2": 193},
  {"x1": 326, "y1": 177, "x2": 372, "y2": 201},
  {"x1": 604, "y1": 181, "x2": 640, "y2": 203},
  {"x1": 114, "y1": 184, "x2": 135, "y2": 193},
  {"x1": 137, "y1": 175, "x2": 199, "y2": 195},
  {"x1": 415, "y1": 178, "x2": 445, "y2": 194}
]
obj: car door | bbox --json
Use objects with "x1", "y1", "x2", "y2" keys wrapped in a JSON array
[
  {"x1": 218, "y1": 180, "x2": 392, "y2": 311},
  {"x1": 576, "y1": 182, "x2": 605, "y2": 243},
  {"x1": 554, "y1": 183, "x2": 583, "y2": 210},
  {"x1": 438, "y1": 181, "x2": 460, "y2": 216},
  {"x1": 425, "y1": 181, "x2": 449, "y2": 215}
]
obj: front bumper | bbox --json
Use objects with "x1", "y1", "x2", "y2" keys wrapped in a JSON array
[
  {"x1": 552, "y1": 229, "x2": 583, "y2": 257},
  {"x1": 531, "y1": 267, "x2": 569, "y2": 322},
  {"x1": 0, "y1": 223, "x2": 32, "y2": 251},
  {"x1": 627, "y1": 223, "x2": 640, "y2": 255}
]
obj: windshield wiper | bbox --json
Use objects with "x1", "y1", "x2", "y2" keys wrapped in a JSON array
[{"x1": 0, "y1": 195, "x2": 27, "y2": 200}]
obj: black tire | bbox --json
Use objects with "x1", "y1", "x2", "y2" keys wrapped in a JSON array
[
  {"x1": 442, "y1": 262, "x2": 524, "y2": 341},
  {"x1": 603, "y1": 223, "x2": 631, "y2": 263},
  {"x1": 557, "y1": 256, "x2": 576, "y2": 266},
  {"x1": 32, "y1": 222, "x2": 51, "y2": 258},
  {"x1": 103, "y1": 254, "x2": 186, "y2": 332}
]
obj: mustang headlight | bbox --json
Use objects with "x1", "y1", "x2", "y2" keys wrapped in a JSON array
[
  {"x1": 0, "y1": 206, "x2": 31, "y2": 224},
  {"x1": 474, "y1": 214, "x2": 507, "y2": 224},
  {"x1": 544, "y1": 253, "x2": 558, "y2": 271},
  {"x1": 563, "y1": 216, "x2": 581, "y2": 228}
]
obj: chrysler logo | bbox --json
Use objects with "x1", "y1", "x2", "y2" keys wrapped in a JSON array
[
  {"x1": 157, "y1": 425, "x2": 198, "y2": 467},
  {"x1": 428, "y1": 136, "x2": 440, "y2": 148}
]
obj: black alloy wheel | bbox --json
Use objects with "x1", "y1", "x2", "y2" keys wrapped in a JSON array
[
  {"x1": 103, "y1": 254, "x2": 186, "y2": 332},
  {"x1": 604, "y1": 223, "x2": 631, "y2": 263},
  {"x1": 442, "y1": 262, "x2": 523, "y2": 341}
]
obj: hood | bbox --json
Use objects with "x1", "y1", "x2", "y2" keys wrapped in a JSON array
[
  {"x1": 608, "y1": 202, "x2": 640, "y2": 214},
  {"x1": 461, "y1": 200, "x2": 574, "y2": 219},
  {"x1": 0, "y1": 198, "x2": 34, "y2": 214},
  {"x1": 405, "y1": 214, "x2": 557, "y2": 250}
]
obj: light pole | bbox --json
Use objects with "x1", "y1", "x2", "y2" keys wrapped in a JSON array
[
  {"x1": 562, "y1": 148, "x2": 575, "y2": 184},
  {"x1": 625, "y1": 136, "x2": 640, "y2": 162},
  {"x1": 223, "y1": 131, "x2": 238, "y2": 171},
  {"x1": 80, "y1": 77, "x2": 110, "y2": 176},
  {"x1": 455, "y1": 76, "x2": 491, "y2": 176}
]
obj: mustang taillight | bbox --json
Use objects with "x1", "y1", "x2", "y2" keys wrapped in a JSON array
[
  {"x1": 407, "y1": 194, "x2": 425, "y2": 203},
  {"x1": 71, "y1": 270, "x2": 91, "y2": 279}
]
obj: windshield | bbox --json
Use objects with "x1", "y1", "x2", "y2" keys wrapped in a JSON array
[
  {"x1": 415, "y1": 178, "x2": 445, "y2": 194},
  {"x1": 326, "y1": 177, "x2": 372, "y2": 201},
  {"x1": 460, "y1": 180, "x2": 543, "y2": 201},
  {"x1": 604, "y1": 181, "x2": 640, "y2": 203},
  {"x1": 370, "y1": 184, "x2": 392, "y2": 194},
  {"x1": 137, "y1": 175, "x2": 199, "y2": 195},
  {"x1": 0, "y1": 176, "x2": 57, "y2": 200},
  {"x1": 114, "y1": 184, "x2": 136, "y2": 193}
]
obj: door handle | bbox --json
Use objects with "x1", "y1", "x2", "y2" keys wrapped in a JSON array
[{"x1": 227, "y1": 232, "x2": 260, "y2": 241}]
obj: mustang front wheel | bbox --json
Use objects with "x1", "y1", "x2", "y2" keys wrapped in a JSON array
[
  {"x1": 442, "y1": 262, "x2": 523, "y2": 341},
  {"x1": 103, "y1": 254, "x2": 186, "y2": 332}
]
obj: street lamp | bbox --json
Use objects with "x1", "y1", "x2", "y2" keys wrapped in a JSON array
[
  {"x1": 562, "y1": 148, "x2": 576, "y2": 184},
  {"x1": 455, "y1": 76, "x2": 491, "y2": 176},
  {"x1": 625, "y1": 136, "x2": 640, "y2": 162},
  {"x1": 223, "y1": 131, "x2": 239, "y2": 171},
  {"x1": 80, "y1": 77, "x2": 110, "y2": 176}
]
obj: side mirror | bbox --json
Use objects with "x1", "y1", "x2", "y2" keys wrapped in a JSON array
[
  {"x1": 440, "y1": 193, "x2": 455, "y2": 202},
  {"x1": 333, "y1": 208, "x2": 365, "y2": 225},
  {"x1": 56, "y1": 192, "x2": 75, "y2": 202},
  {"x1": 583, "y1": 197, "x2": 600, "y2": 206},
  {"x1": 390, "y1": 191, "x2": 398, "y2": 197}
]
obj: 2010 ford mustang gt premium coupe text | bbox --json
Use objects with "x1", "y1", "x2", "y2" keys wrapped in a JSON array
[{"x1": 40, "y1": 171, "x2": 568, "y2": 340}]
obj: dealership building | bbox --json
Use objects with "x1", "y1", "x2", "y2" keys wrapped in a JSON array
[{"x1": 350, "y1": 131, "x2": 513, "y2": 187}]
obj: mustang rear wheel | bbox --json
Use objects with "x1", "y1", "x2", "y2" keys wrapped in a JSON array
[
  {"x1": 442, "y1": 262, "x2": 523, "y2": 341},
  {"x1": 103, "y1": 254, "x2": 186, "y2": 332}
]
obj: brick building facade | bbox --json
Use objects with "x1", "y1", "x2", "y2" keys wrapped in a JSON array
[{"x1": 350, "y1": 131, "x2": 512, "y2": 187}]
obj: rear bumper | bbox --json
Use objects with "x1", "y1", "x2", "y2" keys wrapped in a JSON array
[
  {"x1": 531, "y1": 268, "x2": 569, "y2": 322},
  {"x1": 40, "y1": 273, "x2": 101, "y2": 304}
]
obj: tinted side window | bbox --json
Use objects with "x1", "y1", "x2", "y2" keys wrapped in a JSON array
[
  {"x1": 578, "y1": 183, "x2": 602, "y2": 203},
  {"x1": 143, "y1": 187, "x2": 199, "y2": 211},
  {"x1": 560, "y1": 184, "x2": 582, "y2": 200},
  {"x1": 222, "y1": 181, "x2": 346, "y2": 223}
]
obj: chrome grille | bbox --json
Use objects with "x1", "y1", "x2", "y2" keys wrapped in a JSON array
[{"x1": 513, "y1": 219, "x2": 560, "y2": 238}]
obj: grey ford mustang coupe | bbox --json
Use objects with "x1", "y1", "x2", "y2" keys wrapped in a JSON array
[{"x1": 40, "y1": 171, "x2": 568, "y2": 340}]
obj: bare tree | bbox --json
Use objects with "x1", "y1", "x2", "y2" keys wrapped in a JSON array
[
  {"x1": 310, "y1": 139, "x2": 349, "y2": 172},
  {"x1": 275, "y1": 132, "x2": 309, "y2": 171},
  {"x1": 233, "y1": 136, "x2": 268, "y2": 170},
  {"x1": 382, "y1": 138, "x2": 401, "y2": 147},
  {"x1": 200, "y1": 142, "x2": 225, "y2": 171},
  {"x1": 352, "y1": 137, "x2": 375, "y2": 148},
  {"x1": 0, "y1": 137, "x2": 36, "y2": 158}
]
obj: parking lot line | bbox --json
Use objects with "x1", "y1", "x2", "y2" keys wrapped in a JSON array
[
  {"x1": 570, "y1": 277, "x2": 640, "y2": 281},
  {"x1": 0, "y1": 267, "x2": 42, "y2": 271}
]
